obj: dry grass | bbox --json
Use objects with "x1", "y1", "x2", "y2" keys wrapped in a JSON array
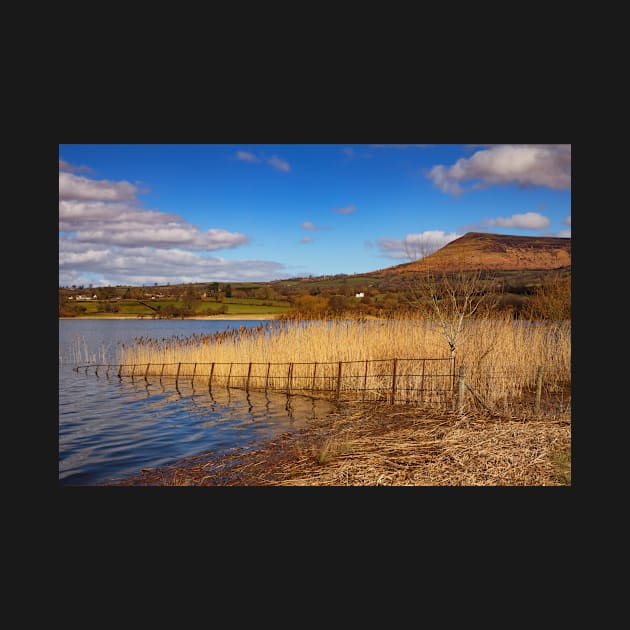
[{"x1": 109, "y1": 402, "x2": 571, "y2": 487}]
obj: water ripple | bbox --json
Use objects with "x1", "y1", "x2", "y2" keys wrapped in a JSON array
[{"x1": 59, "y1": 319, "x2": 334, "y2": 485}]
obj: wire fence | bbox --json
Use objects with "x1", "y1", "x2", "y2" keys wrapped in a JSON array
[{"x1": 73, "y1": 357, "x2": 571, "y2": 417}]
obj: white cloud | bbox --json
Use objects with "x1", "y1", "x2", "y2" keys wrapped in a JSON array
[
  {"x1": 235, "y1": 150, "x2": 290, "y2": 172},
  {"x1": 59, "y1": 159, "x2": 93, "y2": 174},
  {"x1": 235, "y1": 150, "x2": 260, "y2": 163},
  {"x1": 301, "y1": 221, "x2": 330, "y2": 231},
  {"x1": 59, "y1": 171, "x2": 139, "y2": 202},
  {"x1": 59, "y1": 243, "x2": 288, "y2": 286},
  {"x1": 300, "y1": 236, "x2": 313, "y2": 244},
  {"x1": 267, "y1": 155, "x2": 290, "y2": 172},
  {"x1": 58, "y1": 161, "x2": 286, "y2": 285},
  {"x1": 377, "y1": 230, "x2": 462, "y2": 260},
  {"x1": 563, "y1": 215, "x2": 571, "y2": 225},
  {"x1": 332, "y1": 204, "x2": 356, "y2": 215},
  {"x1": 555, "y1": 229, "x2": 571, "y2": 238},
  {"x1": 59, "y1": 200, "x2": 181, "y2": 231},
  {"x1": 60, "y1": 199, "x2": 249, "y2": 250},
  {"x1": 427, "y1": 144, "x2": 571, "y2": 195},
  {"x1": 483, "y1": 212, "x2": 550, "y2": 230}
]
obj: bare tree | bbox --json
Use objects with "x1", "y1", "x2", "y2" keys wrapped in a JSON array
[{"x1": 407, "y1": 265, "x2": 501, "y2": 377}]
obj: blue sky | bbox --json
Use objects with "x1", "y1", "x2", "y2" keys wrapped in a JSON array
[{"x1": 59, "y1": 144, "x2": 571, "y2": 287}]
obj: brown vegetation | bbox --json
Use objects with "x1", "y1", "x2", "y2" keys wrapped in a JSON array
[
  {"x1": 107, "y1": 402, "x2": 571, "y2": 486},
  {"x1": 374, "y1": 232, "x2": 571, "y2": 275}
]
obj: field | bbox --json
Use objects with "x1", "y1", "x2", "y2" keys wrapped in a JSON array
[{"x1": 61, "y1": 297, "x2": 290, "y2": 318}]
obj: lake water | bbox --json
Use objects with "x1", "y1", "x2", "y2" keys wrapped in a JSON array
[{"x1": 59, "y1": 319, "x2": 334, "y2": 486}]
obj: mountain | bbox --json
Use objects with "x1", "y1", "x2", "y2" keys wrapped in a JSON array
[{"x1": 371, "y1": 232, "x2": 571, "y2": 275}]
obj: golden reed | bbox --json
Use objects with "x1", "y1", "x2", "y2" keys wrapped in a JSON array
[{"x1": 115, "y1": 315, "x2": 570, "y2": 408}]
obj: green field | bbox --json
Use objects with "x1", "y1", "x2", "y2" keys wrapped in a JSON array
[{"x1": 61, "y1": 297, "x2": 290, "y2": 318}]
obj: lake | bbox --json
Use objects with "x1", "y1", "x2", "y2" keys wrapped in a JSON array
[{"x1": 59, "y1": 319, "x2": 334, "y2": 486}]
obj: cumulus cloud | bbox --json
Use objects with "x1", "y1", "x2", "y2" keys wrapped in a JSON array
[
  {"x1": 58, "y1": 160, "x2": 286, "y2": 285},
  {"x1": 563, "y1": 215, "x2": 571, "y2": 225},
  {"x1": 377, "y1": 230, "x2": 462, "y2": 260},
  {"x1": 59, "y1": 242, "x2": 288, "y2": 286},
  {"x1": 483, "y1": 212, "x2": 550, "y2": 230},
  {"x1": 332, "y1": 204, "x2": 356, "y2": 215},
  {"x1": 59, "y1": 171, "x2": 139, "y2": 202},
  {"x1": 59, "y1": 196, "x2": 249, "y2": 250},
  {"x1": 235, "y1": 150, "x2": 290, "y2": 172},
  {"x1": 300, "y1": 236, "x2": 313, "y2": 244},
  {"x1": 555, "y1": 229, "x2": 571, "y2": 238},
  {"x1": 427, "y1": 144, "x2": 571, "y2": 195}
]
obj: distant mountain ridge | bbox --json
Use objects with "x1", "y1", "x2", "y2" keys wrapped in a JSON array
[{"x1": 371, "y1": 232, "x2": 571, "y2": 275}]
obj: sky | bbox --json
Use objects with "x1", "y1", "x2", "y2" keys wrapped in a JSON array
[{"x1": 59, "y1": 144, "x2": 571, "y2": 287}]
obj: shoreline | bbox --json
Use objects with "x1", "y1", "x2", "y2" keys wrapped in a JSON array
[
  {"x1": 105, "y1": 402, "x2": 571, "y2": 486},
  {"x1": 59, "y1": 314, "x2": 280, "y2": 321}
]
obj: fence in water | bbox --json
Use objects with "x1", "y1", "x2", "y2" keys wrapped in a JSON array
[{"x1": 73, "y1": 357, "x2": 571, "y2": 416}]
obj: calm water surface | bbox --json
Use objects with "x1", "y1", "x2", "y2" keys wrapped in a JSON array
[{"x1": 59, "y1": 319, "x2": 334, "y2": 486}]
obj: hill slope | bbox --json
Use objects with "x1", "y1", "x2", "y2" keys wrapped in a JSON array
[{"x1": 372, "y1": 232, "x2": 571, "y2": 275}]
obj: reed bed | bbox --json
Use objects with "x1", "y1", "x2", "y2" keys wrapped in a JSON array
[{"x1": 113, "y1": 316, "x2": 570, "y2": 409}]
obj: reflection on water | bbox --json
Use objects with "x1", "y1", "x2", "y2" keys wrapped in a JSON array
[
  {"x1": 60, "y1": 366, "x2": 333, "y2": 486},
  {"x1": 59, "y1": 319, "x2": 335, "y2": 486}
]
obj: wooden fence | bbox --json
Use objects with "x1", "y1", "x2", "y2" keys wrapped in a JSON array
[{"x1": 73, "y1": 358, "x2": 570, "y2": 416}]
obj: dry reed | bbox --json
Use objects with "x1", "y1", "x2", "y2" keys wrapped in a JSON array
[{"x1": 114, "y1": 316, "x2": 570, "y2": 409}]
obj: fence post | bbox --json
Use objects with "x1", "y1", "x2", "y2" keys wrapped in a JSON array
[
  {"x1": 175, "y1": 362, "x2": 181, "y2": 387},
  {"x1": 336, "y1": 361, "x2": 343, "y2": 401},
  {"x1": 192, "y1": 362, "x2": 197, "y2": 385},
  {"x1": 534, "y1": 366, "x2": 543, "y2": 415},
  {"x1": 458, "y1": 365, "x2": 466, "y2": 416},
  {"x1": 265, "y1": 362, "x2": 270, "y2": 393},
  {"x1": 144, "y1": 362, "x2": 150, "y2": 381},
  {"x1": 311, "y1": 362, "x2": 318, "y2": 394},
  {"x1": 227, "y1": 362, "x2": 233, "y2": 389},
  {"x1": 362, "y1": 360, "x2": 368, "y2": 401},
  {"x1": 391, "y1": 358, "x2": 398, "y2": 404},
  {"x1": 421, "y1": 359, "x2": 425, "y2": 403},
  {"x1": 287, "y1": 362, "x2": 293, "y2": 395},
  {"x1": 208, "y1": 362, "x2": 215, "y2": 393},
  {"x1": 246, "y1": 362, "x2": 252, "y2": 392}
]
